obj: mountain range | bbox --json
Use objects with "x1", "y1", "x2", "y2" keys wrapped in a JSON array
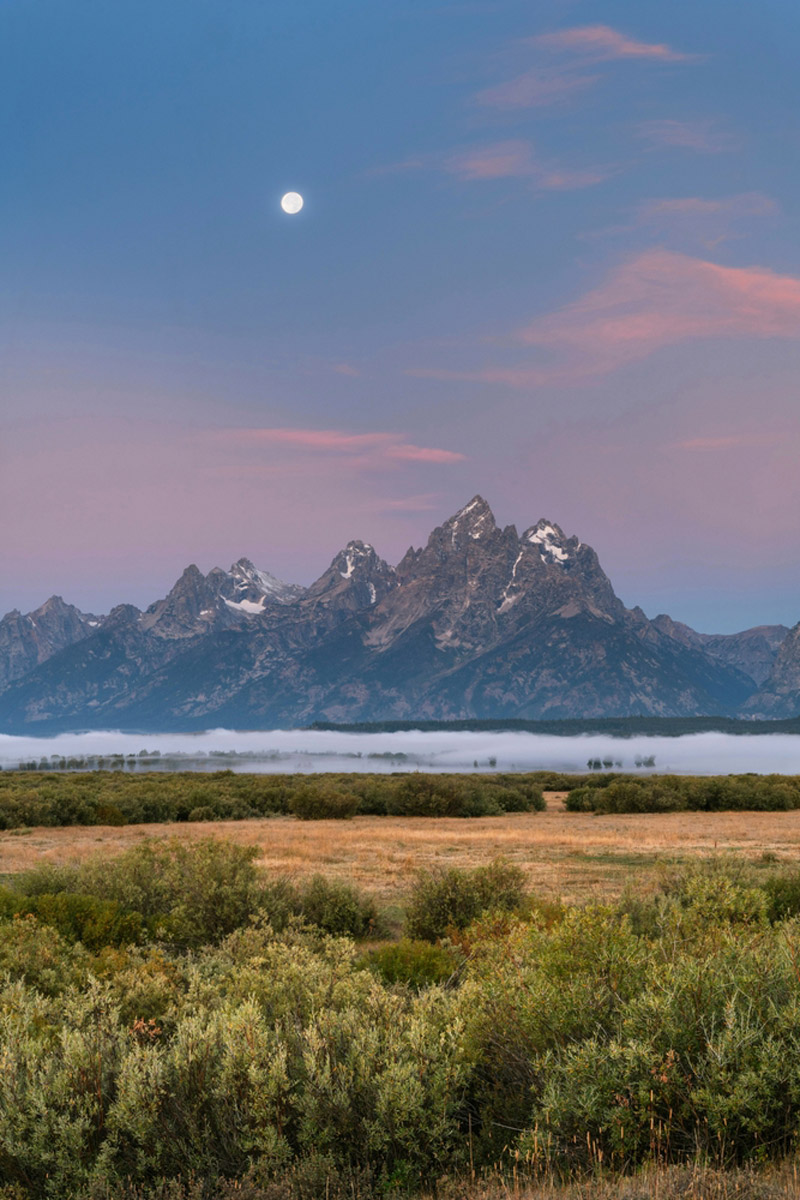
[{"x1": 1, "y1": 496, "x2": 798, "y2": 732}]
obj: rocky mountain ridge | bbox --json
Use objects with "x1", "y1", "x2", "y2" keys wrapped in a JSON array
[
  {"x1": 0, "y1": 596, "x2": 101, "y2": 693},
  {"x1": 1, "y1": 497, "x2": 797, "y2": 730}
]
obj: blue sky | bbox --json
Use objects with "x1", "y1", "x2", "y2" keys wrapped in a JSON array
[{"x1": 2, "y1": 0, "x2": 800, "y2": 630}]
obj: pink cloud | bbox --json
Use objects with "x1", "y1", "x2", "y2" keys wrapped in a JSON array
[
  {"x1": 221, "y1": 429, "x2": 394, "y2": 451},
  {"x1": 475, "y1": 69, "x2": 598, "y2": 109},
  {"x1": 410, "y1": 250, "x2": 800, "y2": 387},
  {"x1": 534, "y1": 25, "x2": 697, "y2": 62},
  {"x1": 586, "y1": 193, "x2": 777, "y2": 251},
  {"x1": 211, "y1": 427, "x2": 465, "y2": 466},
  {"x1": 385, "y1": 444, "x2": 466, "y2": 464},
  {"x1": 517, "y1": 250, "x2": 800, "y2": 365},
  {"x1": 637, "y1": 119, "x2": 737, "y2": 153},
  {"x1": 331, "y1": 362, "x2": 361, "y2": 376},
  {"x1": 444, "y1": 140, "x2": 535, "y2": 180},
  {"x1": 638, "y1": 193, "x2": 776, "y2": 220},
  {"x1": 442, "y1": 140, "x2": 609, "y2": 190}
]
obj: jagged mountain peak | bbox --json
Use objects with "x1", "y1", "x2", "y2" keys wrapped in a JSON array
[
  {"x1": 34, "y1": 595, "x2": 70, "y2": 614},
  {"x1": 0, "y1": 595, "x2": 104, "y2": 692},
  {"x1": 0, "y1": 495, "x2": 793, "y2": 730},
  {"x1": 440, "y1": 495, "x2": 497, "y2": 545},
  {"x1": 142, "y1": 557, "x2": 305, "y2": 633},
  {"x1": 334, "y1": 540, "x2": 379, "y2": 578},
  {"x1": 163, "y1": 565, "x2": 206, "y2": 597},
  {"x1": 306, "y1": 540, "x2": 395, "y2": 613},
  {"x1": 522, "y1": 519, "x2": 581, "y2": 567},
  {"x1": 225, "y1": 558, "x2": 304, "y2": 608},
  {"x1": 319, "y1": 540, "x2": 392, "y2": 585}
]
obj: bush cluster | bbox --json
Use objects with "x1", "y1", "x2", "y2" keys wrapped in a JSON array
[
  {"x1": 404, "y1": 859, "x2": 528, "y2": 941},
  {"x1": 2, "y1": 840, "x2": 380, "y2": 949},
  {"x1": 566, "y1": 773, "x2": 800, "y2": 813},
  {"x1": 6, "y1": 843, "x2": 800, "y2": 1196},
  {"x1": 0, "y1": 770, "x2": 545, "y2": 830}
]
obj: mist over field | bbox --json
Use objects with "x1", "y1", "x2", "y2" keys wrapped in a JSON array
[{"x1": 3, "y1": 728, "x2": 800, "y2": 775}]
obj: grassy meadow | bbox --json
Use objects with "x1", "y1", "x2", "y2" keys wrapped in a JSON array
[{"x1": 2, "y1": 771, "x2": 800, "y2": 1198}]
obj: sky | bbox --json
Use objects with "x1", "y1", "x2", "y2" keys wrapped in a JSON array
[{"x1": 2, "y1": 0, "x2": 800, "y2": 632}]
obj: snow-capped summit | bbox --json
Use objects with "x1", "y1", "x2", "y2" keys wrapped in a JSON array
[
  {"x1": 335, "y1": 541, "x2": 376, "y2": 580},
  {"x1": 0, "y1": 495, "x2": 787, "y2": 731},
  {"x1": 523, "y1": 519, "x2": 578, "y2": 566},
  {"x1": 140, "y1": 559, "x2": 305, "y2": 636},
  {"x1": 305, "y1": 540, "x2": 396, "y2": 613},
  {"x1": 440, "y1": 495, "x2": 497, "y2": 549},
  {"x1": 221, "y1": 558, "x2": 305, "y2": 612}
]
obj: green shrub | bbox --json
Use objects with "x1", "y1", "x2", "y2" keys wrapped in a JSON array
[
  {"x1": 17, "y1": 840, "x2": 265, "y2": 949},
  {"x1": 404, "y1": 859, "x2": 527, "y2": 941},
  {"x1": 12, "y1": 892, "x2": 145, "y2": 950},
  {"x1": 763, "y1": 868, "x2": 800, "y2": 921},
  {"x1": 366, "y1": 938, "x2": 460, "y2": 988},
  {"x1": 187, "y1": 806, "x2": 216, "y2": 822},
  {"x1": 566, "y1": 774, "x2": 800, "y2": 814},
  {"x1": 298, "y1": 874, "x2": 378, "y2": 938},
  {"x1": 6, "y1": 840, "x2": 800, "y2": 1189},
  {"x1": 95, "y1": 803, "x2": 127, "y2": 825},
  {"x1": 290, "y1": 785, "x2": 360, "y2": 820}
]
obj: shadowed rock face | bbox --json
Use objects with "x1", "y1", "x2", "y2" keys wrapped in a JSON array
[
  {"x1": 651, "y1": 615, "x2": 789, "y2": 687},
  {"x1": 0, "y1": 596, "x2": 101, "y2": 692},
  {"x1": 0, "y1": 497, "x2": 781, "y2": 731},
  {"x1": 742, "y1": 623, "x2": 800, "y2": 717}
]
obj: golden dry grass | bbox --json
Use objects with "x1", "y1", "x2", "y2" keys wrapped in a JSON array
[
  {"x1": 2, "y1": 793, "x2": 800, "y2": 904},
  {"x1": 429, "y1": 1159, "x2": 800, "y2": 1199}
]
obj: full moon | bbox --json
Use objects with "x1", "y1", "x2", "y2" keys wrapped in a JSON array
[{"x1": 280, "y1": 191, "x2": 304, "y2": 214}]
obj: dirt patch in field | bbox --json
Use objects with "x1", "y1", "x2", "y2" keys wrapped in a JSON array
[{"x1": 1, "y1": 791, "x2": 799, "y2": 904}]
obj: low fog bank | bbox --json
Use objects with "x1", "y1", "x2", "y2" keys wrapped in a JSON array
[{"x1": 2, "y1": 728, "x2": 800, "y2": 775}]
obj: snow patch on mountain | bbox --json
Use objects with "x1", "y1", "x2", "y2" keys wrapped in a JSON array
[
  {"x1": 224, "y1": 597, "x2": 266, "y2": 615},
  {"x1": 498, "y1": 550, "x2": 525, "y2": 614},
  {"x1": 339, "y1": 542, "x2": 374, "y2": 579},
  {"x1": 527, "y1": 522, "x2": 569, "y2": 564},
  {"x1": 229, "y1": 559, "x2": 302, "y2": 605}
]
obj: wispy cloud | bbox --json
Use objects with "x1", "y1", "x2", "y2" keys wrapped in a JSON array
[
  {"x1": 371, "y1": 140, "x2": 609, "y2": 192},
  {"x1": 587, "y1": 192, "x2": 778, "y2": 250},
  {"x1": 475, "y1": 68, "x2": 598, "y2": 110},
  {"x1": 442, "y1": 139, "x2": 610, "y2": 189},
  {"x1": 221, "y1": 429, "x2": 393, "y2": 452},
  {"x1": 444, "y1": 140, "x2": 536, "y2": 180},
  {"x1": 533, "y1": 25, "x2": 698, "y2": 63},
  {"x1": 475, "y1": 24, "x2": 697, "y2": 113},
  {"x1": 637, "y1": 193, "x2": 776, "y2": 221},
  {"x1": 409, "y1": 250, "x2": 800, "y2": 387},
  {"x1": 673, "y1": 433, "x2": 783, "y2": 451},
  {"x1": 331, "y1": 362, "x2": 361, "y2": 376},
  {"x1": 212, "y1": 427, "x2": 466, "y2": 465},
  {"x1": 385, "y1": 444, "x2": 465, "y2": 463},
  {"x1": 637, "y1": 118, "x2": 737, "y2": 153}
]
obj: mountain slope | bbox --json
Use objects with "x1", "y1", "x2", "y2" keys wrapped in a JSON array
[
  {"x1": 651, "y1": 615, "x2": 789, "y2": 686},
  {"x1": 741, "y1": 622, "x2": 800, "y2": 717},
  {"x1": 0, "y1": 498, "x2": 775, "y2": 731},
  {"x1": 0, "y1": 597, "x2": 102, "y2": 692}
]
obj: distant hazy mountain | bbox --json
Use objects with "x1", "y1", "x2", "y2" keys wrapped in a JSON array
[
  {"x1": 650, "y1": 615, "x2": 789, "y2": 686},
  {"x1": 741, "y1": 623, "x2": 800, "y2": 718},
  {"x1": 0, "y1": 596, "x2": 101, "y2": 693},
  {"x1": 0, "y1": 497, "x2": 793, "y2": 732}
]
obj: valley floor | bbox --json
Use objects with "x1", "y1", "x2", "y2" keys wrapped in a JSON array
[{"x1": 3, "y1": 792, "x2": 800, "y2": 903}]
